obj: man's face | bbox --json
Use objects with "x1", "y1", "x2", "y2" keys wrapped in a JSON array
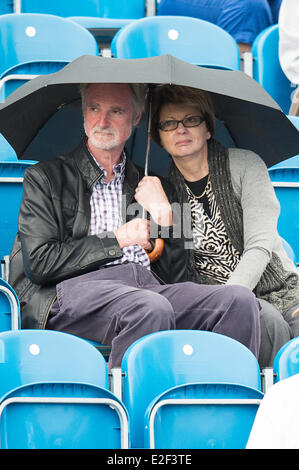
[{"x1": 83, "y1": 83, "x2": 139, "y2": 153}]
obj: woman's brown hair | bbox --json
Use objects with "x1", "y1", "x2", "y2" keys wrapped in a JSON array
[{"x1": 151, "y1": 84, "x2": 216, "y2": 146}]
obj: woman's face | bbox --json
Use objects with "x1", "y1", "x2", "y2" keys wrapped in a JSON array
[{"x1": 158, "y1": 103, "x2": 211, "y2": 161}]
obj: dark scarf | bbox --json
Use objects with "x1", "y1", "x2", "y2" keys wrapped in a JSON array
[{"x1": 169, "y1": 139, "x2": 299, "y2": 315}]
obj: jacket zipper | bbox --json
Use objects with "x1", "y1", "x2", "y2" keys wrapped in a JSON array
[{"x1": 42, "y1": 294, "x2": 57, "y2": 329}]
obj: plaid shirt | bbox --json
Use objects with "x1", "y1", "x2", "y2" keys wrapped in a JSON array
[{"x1": 88, "y1": 152, "x2": 150, "y2": 269}]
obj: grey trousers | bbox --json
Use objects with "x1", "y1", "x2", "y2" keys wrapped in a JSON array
[
  {"x1": 258, "y1": 299, "x2": 291, "y2": 369},
  {"x1": 47, "y1": 263, "x2": 261, "y2": 368},
  {"x1": 258, "y1": 299, "x2": 299, "y2": 369}
]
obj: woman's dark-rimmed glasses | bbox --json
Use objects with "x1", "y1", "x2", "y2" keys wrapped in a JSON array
[{"x1": 158, "y1": 115, "x2": 205, "y2": 132}]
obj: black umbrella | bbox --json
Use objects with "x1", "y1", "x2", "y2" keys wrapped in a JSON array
[{"x1": 0, "y1": 54, "x2": 298, "y2": 170}]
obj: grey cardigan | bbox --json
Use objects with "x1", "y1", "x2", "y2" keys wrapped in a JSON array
[
  {"x1": 227, "y1": 147, "x2": 297, "y2": 289},
  {"x1": 169, "y1": 140, "x2": 299, "y2": 315}
]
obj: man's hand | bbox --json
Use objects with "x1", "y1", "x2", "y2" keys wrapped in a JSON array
[
  {"x1": 114, "y1": 218, "x2": 152, "y2": 250},
  {"x1": 134, "y1": 176, "x2": 173, "y2": 226}
]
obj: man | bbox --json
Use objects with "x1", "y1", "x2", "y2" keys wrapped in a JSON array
[{"x1": 9, "y1": 82, "x2": 261, "y2": 369}]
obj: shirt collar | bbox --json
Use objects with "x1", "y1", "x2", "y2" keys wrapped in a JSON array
[{"x1": 90, "y1": 151, "x2": 126, "y2": 184}]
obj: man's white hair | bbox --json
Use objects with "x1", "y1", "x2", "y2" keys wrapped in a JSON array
[{"x1": 79, "y1": 82, "x2": 147, "y2": 121}]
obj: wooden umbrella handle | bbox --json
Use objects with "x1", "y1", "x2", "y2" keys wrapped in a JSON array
[{"x1": 147, "y1": 238, "x2": 165, "y2": 263}]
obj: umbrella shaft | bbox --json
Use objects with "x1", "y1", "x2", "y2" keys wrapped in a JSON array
[{"x1": 142, "y1": 92, "x2": 152, "y2": 219}]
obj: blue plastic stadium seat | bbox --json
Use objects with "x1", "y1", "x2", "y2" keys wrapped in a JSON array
[
  {"x1": 0, "y1": 13, "x2": 98, "y2": 100},
  {"x1": 269, "y1": 174, "x2": 299, "y2": 262},
  {"x1": 145, "y1": 382, "x2": 263, "y2": 449},
  {"x1": 0, "y1": 134, "x2": 17, "y2": 161},
  {"x1": 252, "y1": 24, "x2": 294, "y2": 113},
  {"x1": 121, "y1": 330, "x2": 262, "y2": 448},
  {"x1": 85, "y1": 339, "x2": 112, "y2": 361},
  {"x1": 111, "y1": 15, "x2": 240, "y2": 70},
  {"x1": 0, "y1": 382, "x2": 128, "y2": 449},
  {"x1": 273, "y1": 337, "x2": 299, "y2": 383},
  {"x1": 16, "y1": 0, "x2": 145, "y2": 18},
  {"x1": 0, "y1": 330, "x2": 128, "y2": 448},
  {"x1": 0, "y1": 278, "x2": 20, "y2": 331},
  {"x1": 268, "y1": 116, "x2": 299, "y2": 263},
  {"x1": 0, "y1": 160, "x2": 36, "y2": 264},
  {"x1": 0, "y1": 330, "x2": 109, "y2": 396},
  {"x1": 287, "y1": 115, "x2": 299, "y2": 131},
  {"x1": 0, "y1": 1, "x2": 13, "y2": 15},
  {"x1": 68, "y1": 17, "x2": 136, "y2": 53},
  {"x1": 280, "y1": 237, "x2": 297, "y2": 266}
]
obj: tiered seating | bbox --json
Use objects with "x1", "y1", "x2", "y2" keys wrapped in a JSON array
[
  {"x1": 0, "y1": 133, "x2": 17, "y2": 161},
  {"x1": 0, "y1": 158, "x2": 36, "y2": 271},
  {"x1": 14, "y1": 0, "x2": 145, "y2": 18},
  {"x1": 252, "y1": 24, "x2": 293, "y2": 114},
  {"x1": 0, "y1": 330, "x2": 128, "y2": 448},
  {"x1": 0, "y1": 328, "x2": 266, "y2": 448},
  {"x1": 0, "y1": 277, "x2": 20, "y2": 331},
  {"x1": 268, "y1": 116, "x2": 299, "y2": 263},
  {"x1": 68, "y1": 17, "x2": 136, "y2": 54},
  {"x1": 273, "y1": 337, "x2": 299, "y2": 383},
  {"x1": 111, "y1": 15, "x2": 241, "y2": 70},
  {"x1": 0, "y1": 1, "x2": 13, "y2": 15},
  {"x1": 121, "y1": 330, "x2": 263, "y2": 449},
  {"x1": 10, "y1": 0, "x2": 146, "y2": 54},
  {"x1": 0, "y1": 13, "x2": 98, "y2": 100}
]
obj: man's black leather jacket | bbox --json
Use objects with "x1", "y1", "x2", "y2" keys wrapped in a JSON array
[{"x1": 9, "y1": 141, "x2": 188, "y2": 329}]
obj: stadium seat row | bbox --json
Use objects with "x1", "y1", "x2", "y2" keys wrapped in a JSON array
[
  {"x1": 0, "y1": 319, "x2": 298, "y2": 449},
  {"x1": 0, "y1": 0, "x2": 147, "y2": 18},
  {"x1": 0, "y1": 12, "x2": 293, "y2": 110},
  {"x1": 0, "y1": 274, "x2": 298, "y2": 448}
]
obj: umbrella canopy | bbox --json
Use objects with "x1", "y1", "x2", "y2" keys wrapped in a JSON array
[{"x1": 0, "y1": 54, "x2": 298, "y2": 168}]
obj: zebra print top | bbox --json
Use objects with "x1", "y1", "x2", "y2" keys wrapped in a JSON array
[{"x1": 185, "y1": 176, "x2": 241, "y2": 284}]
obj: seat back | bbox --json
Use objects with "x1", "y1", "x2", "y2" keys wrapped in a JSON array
[
  {"x1": 0, "y1": 330, "x2": 128, "y2": 448},
  {"x1": 111, "y1": 15, "x2": 240, "y2": 70},
  {"x1": 0, "y1": 278, "x2": 20, "y2": 331},
  {"x1": 280, "y1": 237, "x2": 297, "y2": 266},
  {"x1": 0, "y1": 382, "x2": 128, "y2": 449},
  {"x1": 145, "y1": 382, "x2": 263, "y2": 449},
  {"x1": 273, "y1": 337, "x2": 299, "y2": 382},
  {"x1": 0, "y1": 1, "x2": 13, "y2": 14},
  {"x1": 252, "y1": 24, "x2": 294, "y2": 113},
  {"x1": 0, "y1": 330, "x2": 109, "y2": 400},
  {"x1": 287, "y1": 115, "x2": 299, "y2": 131},
  {"x1": 0, "y1": 134, "x2": 17, "y2": 161},
  {"x1": 121, "y1": 330, "x2": 261, "y2": 448},
  {"x1": 0, "y1": 160, "x2": 36, "y2": 263},
  {"x1": 1, "y1": 60, "x2": 71, "y2": 100},
  {"x1": 268, "y1": 114, "x2": 299, "y2": 262},
  {"x1": 17, "y1": 0, "x2": 145, "y2": 18},
  {"x1": 0, "y1": 13, "x2": 98, "y2": 99},
  {"x1": 68, "y1": 17, "x2": 136, "y2": 54}
]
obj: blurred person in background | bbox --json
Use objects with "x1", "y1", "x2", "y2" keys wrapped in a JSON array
[
  {"x1": 156, "y1": 0, "x2": 281, "y2": 53},
  {"x1": 279, "y1": 0, "x2": 299, "y2": 115},
  {"x1": 247, "y1": 373, "x2": 299, "y2": 449}
]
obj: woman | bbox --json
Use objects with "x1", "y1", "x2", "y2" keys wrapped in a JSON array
[{"x1": 151, "y1": 84, "x2": 299, "y2": 367}]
